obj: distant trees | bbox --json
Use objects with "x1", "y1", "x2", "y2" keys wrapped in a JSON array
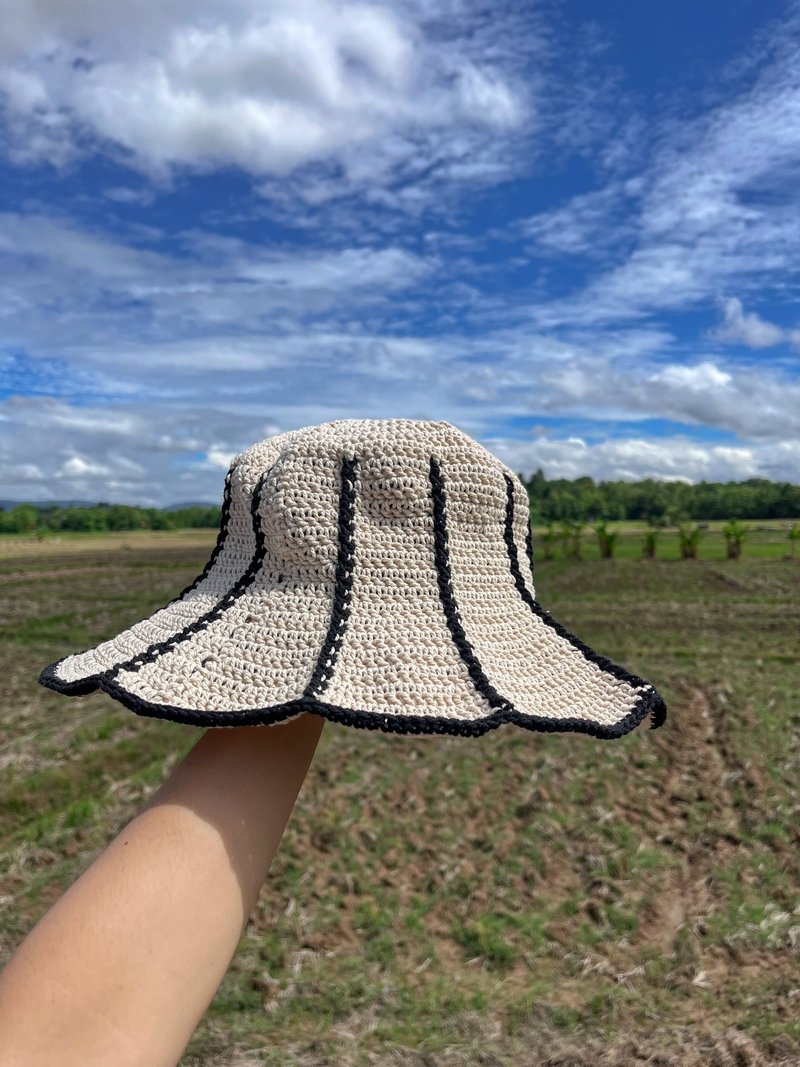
[
  {"x1": 594, "y1": 522, "x2": 618, "y2": 560},
  {"x1": 3, "y1": 504, "x2": 39, "y2": 535},
  {"x1": 642, "y1": 526, "x2": 659, "y2": 560},
  {"x1": 3, "y1": 470, "x2": 800, "y2": 541},
  {"x1": 560, "y1": 521, "x2": 584, "y2": 560},
  {"x1": 678, "y1": 524, "x2": 703, "y2": 559},
  {"x1": 520, "y1": 470, "x2": 800, "y2": 524},
  {"x1": 0, "y1": 502, "x2": 222, "y2": 535},
  {"x1": 722, "y1": 520, "x2": 747, "y2": 560}
]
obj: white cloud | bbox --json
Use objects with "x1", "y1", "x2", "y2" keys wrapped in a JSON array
[
  {"x1": 58, "y1": 453, "x2": 145, "y2": 481},
  {"x1": 530, "y1": 354, "x2": 800, "y2": 442},
  {"x1": 205, "y1": 448, "x2": 237, "y2": 470},
  {"x1": 0, "y1": 396, "x2": 266, "y2": 505},
  {"x1": 104, "y1": 186, "x2": 156, "y2": 206},
  {"x1": 710, "y1": 297, "x2": 797, "y2": 349},
  {"x1": 17, "y1": 462, "x2": 45, "y2": 481},
  {"x1": 61, "y1": 455, "x2": 111, "y2": 478},
  {"x1": 2, "y1": 2, "x2": 800, "y2": 504},
  {"x1": 3, "y1": 390, "x2": 798, "y2": 507},
  {"x1": 522, "y1": 184, "x2": 637, "y2": 258},
  {"x1": 2, "y1": 207, "x2": 799, "y2": 486},
  {"x1": 0, "y1": 212, "x2": 435, "y2": 356},
  {"x1": 652, "y1": 361, "x2": 732, "y2": 391},
  {"x1": 488, "y1": 435, "x2": 776, "y2": 484},
  {"x1": 521, "y1": 18, "x2": 800, "y2": 332},
  {"x1": 0, "y1": 0, "x2": 531, "y2": 192}
]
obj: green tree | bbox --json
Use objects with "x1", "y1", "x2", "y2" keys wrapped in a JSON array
[
  {"x1": 8, "y1": 504, "x2": 39, "y2": 535},
  {"x1": 520, "y1": 470, "x2": 800, "y2": 523},
  {"x1": 594, "y1": 522, "x2": 618, "y2": 560},
  {"x1": 540, "y1": 523, "x2": 557, "y2": 561},
  {"x1": 787, "y1": 523, "x2": 800, "y2": 560},
  {"x1": 642, "y1": 526, "x2": 659, "y2": 560},
  {"x1": 722, "y1": 520, "x2": 747, "y2": 560},
  {"x1": 565, "y1": 521, "x2": 584, "y2": 560},
  {"x1": 678, "y1": 524, "x2": 703, "y2": 560}
]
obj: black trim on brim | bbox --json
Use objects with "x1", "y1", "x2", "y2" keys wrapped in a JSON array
[
  {"x1": 501, "y1": 473, "x2": 667, "y2": 731},
  {"x1": 77, "y1": 684, "x2": 668, "y2": 738},
  {"x1": 38, "y1": 461, "x2": 238, "y2": 696}
]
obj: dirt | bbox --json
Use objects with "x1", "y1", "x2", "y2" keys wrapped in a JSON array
[
  {"x1": 4, "y1": 549, "x2": 799, "y2": 1066},
  {"x1": 523, "y1": 1028, "x2": 799, "y2": 1067},
  {"x1": 214, "y1": 1025, "x2": 800, "y2": 1066},
  {"x1": 242, "y1": 683, "x2": 800, "y2": 1063}
]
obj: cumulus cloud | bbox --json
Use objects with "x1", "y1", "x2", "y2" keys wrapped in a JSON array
[
  {"x1": 0, "y1": 0, "x2": 531, "y2": 194},
  {"x1": 710, "y1": 297, "x2": 800, "y2": 349},
  {"x1": 487, "y1": 433, "x2": 783, "y2": 484},
  {"x1": 532, "y1": 354, "x2": 800, "y2": 442},
  {"x1": 0, "y1": 396, "x2": 287, "y2": 505},
  {"x1": 651, "y1": 362, "x2": 732, "y2": 391},
  {"x1": 3, "y1": 390, "x2": 798, "y2": 507}
]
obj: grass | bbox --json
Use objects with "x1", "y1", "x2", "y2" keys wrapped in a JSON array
[
  {"x1": 2, "y1": 516, "x2": 799, "y2": 566},
  {"x1": 0, "y1": 531, "x2": 798, "y2": 1064}
]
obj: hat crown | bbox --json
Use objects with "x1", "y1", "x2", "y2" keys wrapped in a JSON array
[
  {"x1": 228, "y1": 418, "x2": 524, "y2": 582},
  {"x1": 235, "y1": 418, "x2": 504, "y2": 481}
]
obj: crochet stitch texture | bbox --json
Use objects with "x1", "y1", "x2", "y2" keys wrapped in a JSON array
[{"x1": 39, "y1": 418, "x2": 667, "y2": 738}]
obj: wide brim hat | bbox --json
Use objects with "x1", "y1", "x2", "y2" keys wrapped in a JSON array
[{"x1": 39, "y1": 419, "x2": 667, "y2": 739}]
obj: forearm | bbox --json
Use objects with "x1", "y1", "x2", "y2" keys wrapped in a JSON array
[{"x1": 0, "y1": 711, "x2": 325, "y2": 1067}]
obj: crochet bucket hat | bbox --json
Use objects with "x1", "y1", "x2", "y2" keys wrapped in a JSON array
[{"x1": 39, "y1": 418, "x2": 667, "y2": 739}]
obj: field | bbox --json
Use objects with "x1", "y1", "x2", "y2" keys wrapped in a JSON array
[
  {"x1": 529, "y1": 519, "x2": 800, "y2": 562},
  {"x1": 1, "y1": 528, "x2": 799, "y2": 1065},
  {"x1": 2, "y1": 516, "x2": 798, "y2": 563}
]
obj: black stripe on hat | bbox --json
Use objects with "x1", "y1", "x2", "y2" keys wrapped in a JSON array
[
  {"x1": 41, "y1": 464, "x2": 270, "y2": 692},
  {"x1": 502, "y1": 473, "x2": 667, "y2": 730},
  {"x1": 38, "y1": 460, "x2": 239, "y2": 696},
  {"x1": 173, "y1": 461, "x2": 236, "y2": 603},
  {"x1": 101, "y1": 467, "x2": 274, "y2": 680},
  {"x1": 303, "y1": 455, "x2": 358, "y2": 700},
  {"x1": 525, "y1": 521, "x2": 535, "y2": 582},
  {"x1": 428, "y1": 456, "x2": 514, "y2": 715}
]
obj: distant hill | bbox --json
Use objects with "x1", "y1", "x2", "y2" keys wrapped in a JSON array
[
  {"x1": 0, "y1": 499, "x2": 98, "y2": 511},
  {"x1": 162, "y1": 502, "x2": 218, "y2": 512},
  {"x1": 0, "y1": 499, "x2": 217, "y2": 511}
]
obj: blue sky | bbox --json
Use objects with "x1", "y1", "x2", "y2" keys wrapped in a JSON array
[{"x1": 1, "y1": 0, "x2": 799, "y2": 506}]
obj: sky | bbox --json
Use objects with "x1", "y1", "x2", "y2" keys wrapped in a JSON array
[{"x1": 1, "y1": 0, "x2": 800, "y2": 506}]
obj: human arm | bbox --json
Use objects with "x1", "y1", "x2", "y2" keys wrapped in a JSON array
[{"x1": 0, "y1": 711, "x2": 325, "y2": 1067}]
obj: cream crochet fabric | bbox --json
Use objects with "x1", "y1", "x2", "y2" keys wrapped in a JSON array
[{"x1": 39, "y1": 418, "x2": 667, "y2": 738}]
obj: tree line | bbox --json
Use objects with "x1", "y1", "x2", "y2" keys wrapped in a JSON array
[
  {"x1": 521, "y1": 471, "x2": 800, "y2": 524},
  {"x1": 0, "y1": 503, "x2": 221, "y2": 535},
  {"x1": 1, "y1": 471, "x2": 799, "y2": 536}
]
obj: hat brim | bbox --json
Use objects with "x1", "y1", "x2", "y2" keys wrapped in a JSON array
[{"x1": 38, "y1": 464, "x2": 242, "y2": 695}]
